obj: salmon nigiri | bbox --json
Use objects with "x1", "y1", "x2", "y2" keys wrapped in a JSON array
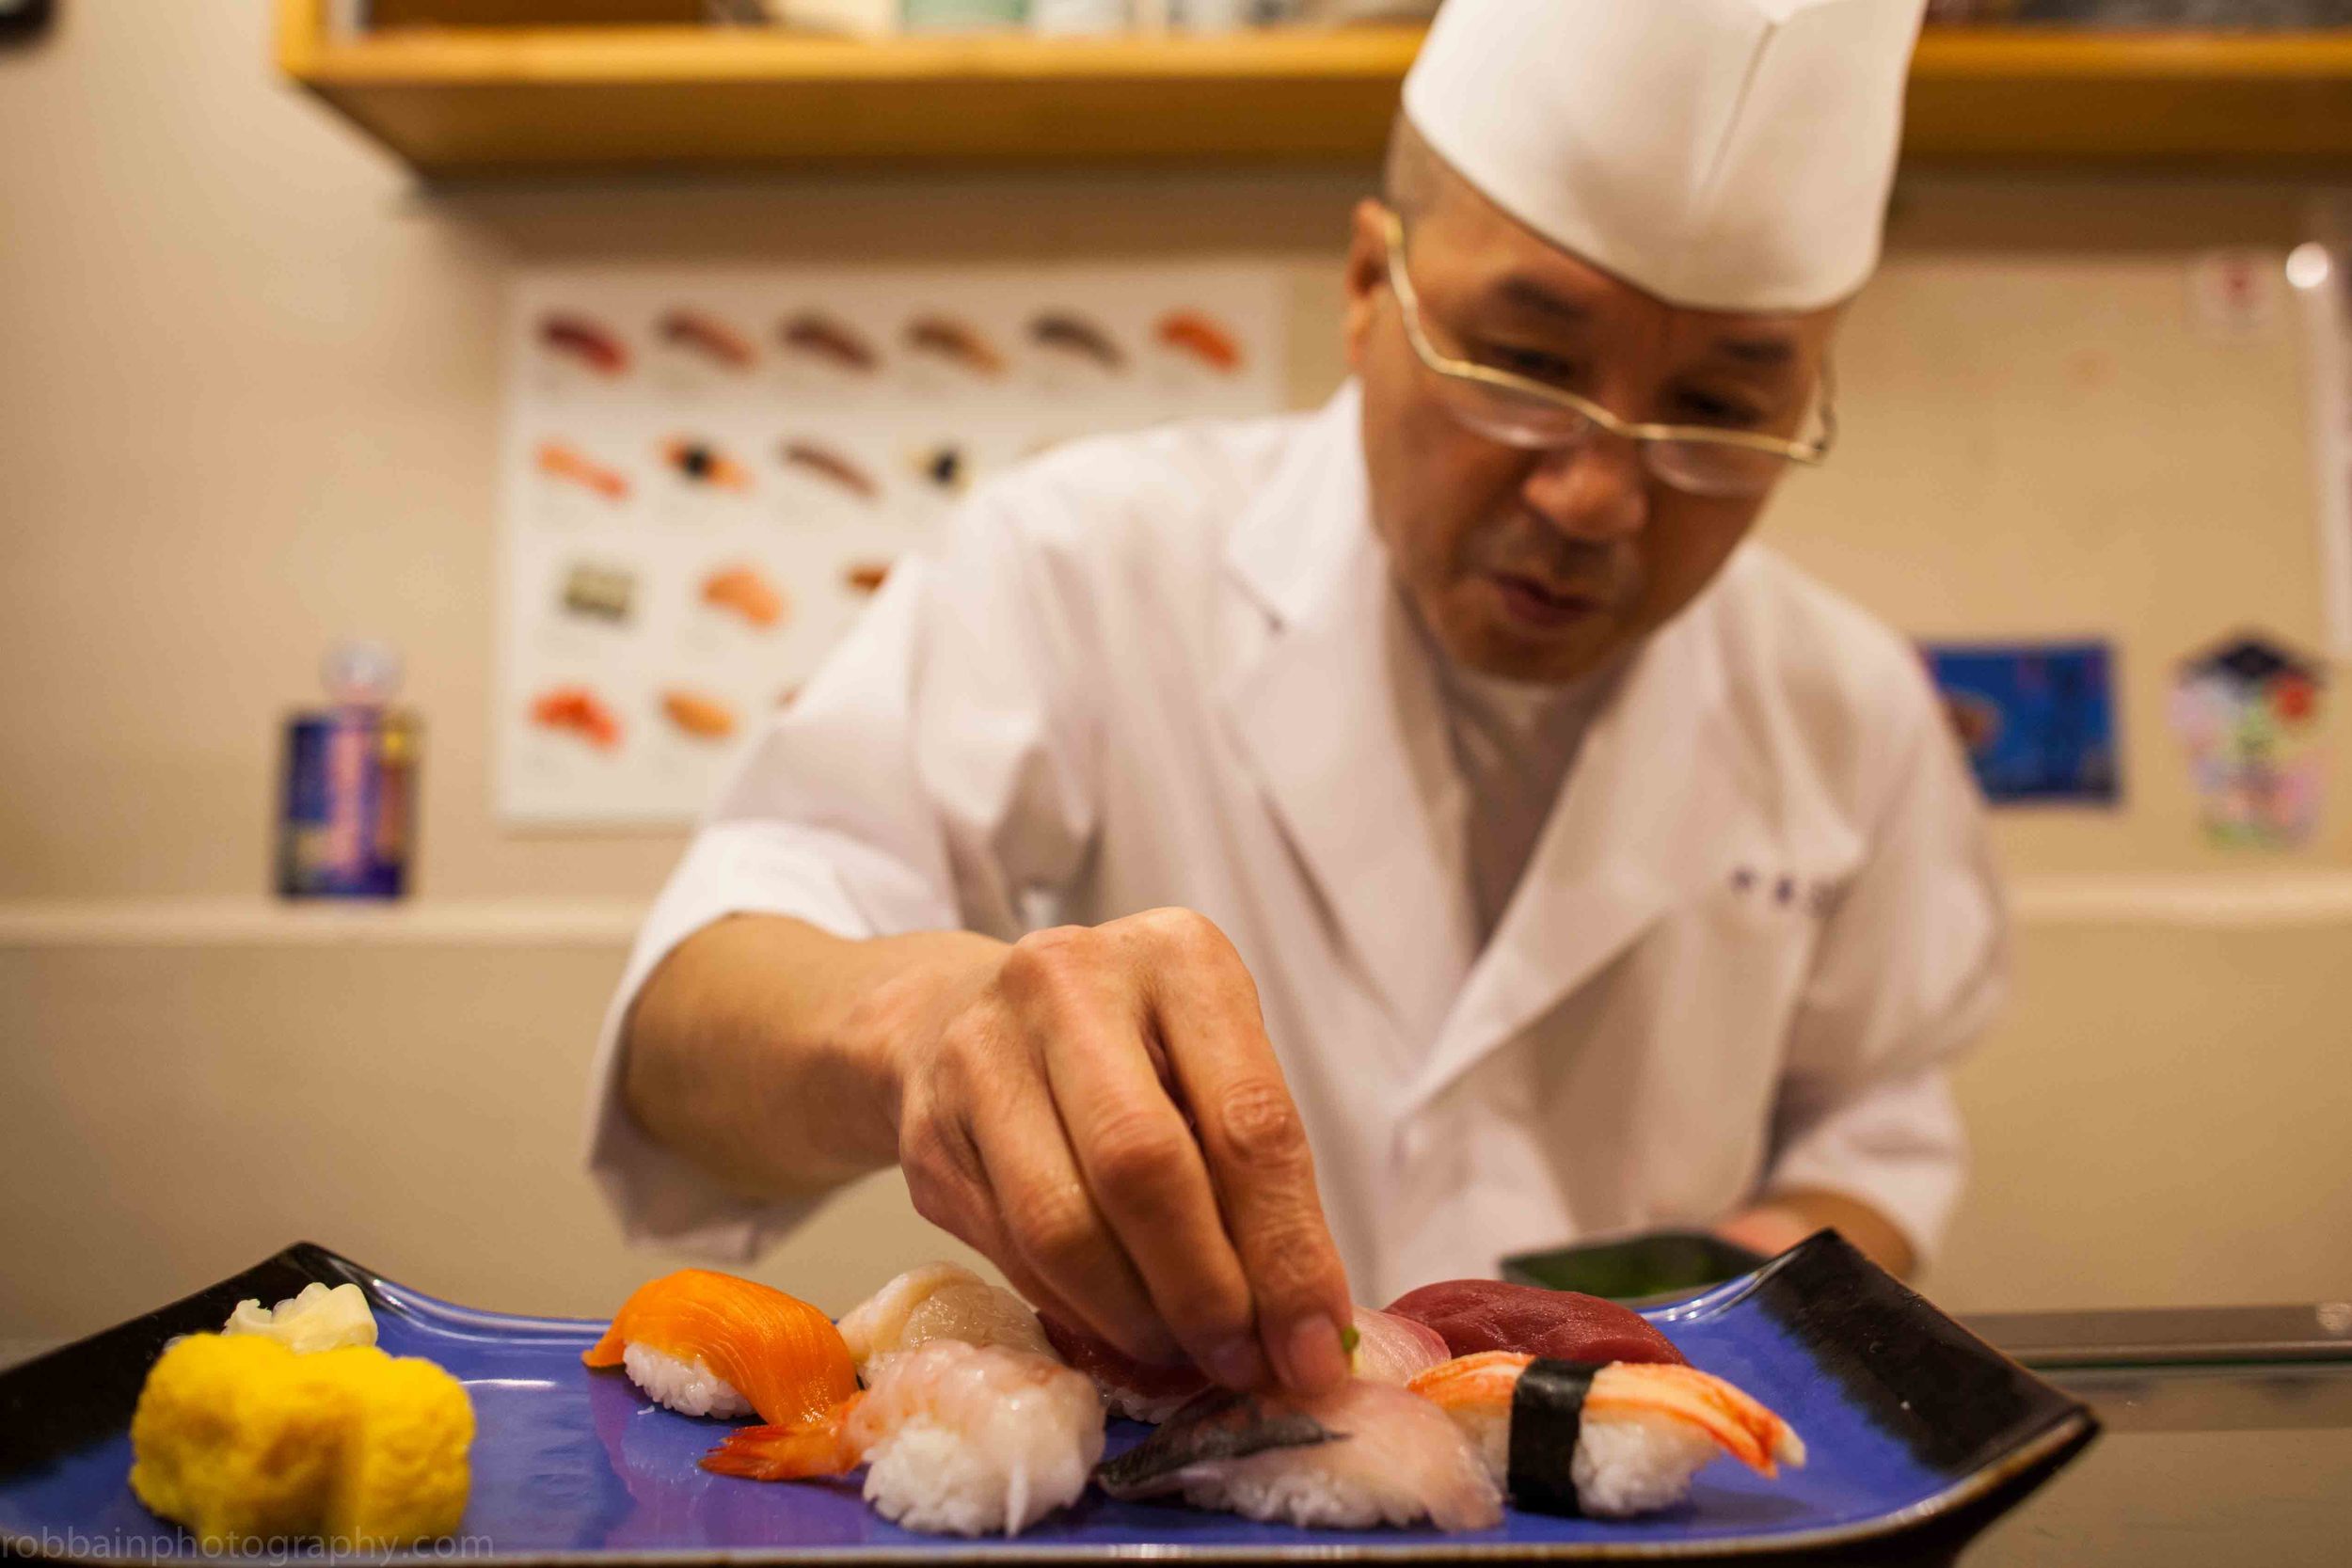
[{"x1": 583, "y1": 1269, "x2": 855, "y2": 1428}]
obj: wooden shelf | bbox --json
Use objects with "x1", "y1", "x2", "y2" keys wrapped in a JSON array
[
  {"x1": 277, "y1": 2, "x2": 2352, "y2": 173},
  {"x1": 1907, "y1": 26, "x2": 2352, "y2": 163}
]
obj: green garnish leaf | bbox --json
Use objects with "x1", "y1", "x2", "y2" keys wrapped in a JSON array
[{"x1": 1340, "y1": 1324, "x2": 1360, "y2": 1354}]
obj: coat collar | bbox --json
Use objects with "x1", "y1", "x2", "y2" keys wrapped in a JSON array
[
  {"x1": 1223, "y1": 383, "x2": 1758, "y2": 1105},
  {"x1": 1401, "y1": 593, "x2": 1752, "y2": 1116},
  {"x1": 1222, "y1": 385, "x2": 1478, "y2": 1049}
]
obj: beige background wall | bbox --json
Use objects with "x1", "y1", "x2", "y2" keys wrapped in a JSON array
[{"x1": 4, "y1": 3, "x2": 2348, "y2": 1338}]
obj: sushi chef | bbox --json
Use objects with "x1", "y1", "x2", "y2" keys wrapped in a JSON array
[{"x1": 588, "y1": 0, "x2": 2002, "y2": 1400}]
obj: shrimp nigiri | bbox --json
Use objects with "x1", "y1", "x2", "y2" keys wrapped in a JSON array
[
  {"x1": 582, "y1": 1269, "x2": 854, "y2": 1428},
  {"x1": 1094, "y1": 1380, "x2": 1502, "y2": 1532},
  {"x1": 702, "y1": 1339, "x2": 1104, "y2": 1538},
  {"x1": 836, "y1": 1261, "x2": 1057, "y2": 1377},
  {"x1": 1407, "y1": 1351, "x2": 1804, "y2": 1519}
]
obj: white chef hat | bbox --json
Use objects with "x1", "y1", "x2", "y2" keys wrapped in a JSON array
[{"x1": 1401, "y1": 0, "x2": 1926, "y2": 313}]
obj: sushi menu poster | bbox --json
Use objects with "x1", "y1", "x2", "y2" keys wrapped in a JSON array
[{"x1": 499, "y1": 261, "x2": 1287, "y2": 825}]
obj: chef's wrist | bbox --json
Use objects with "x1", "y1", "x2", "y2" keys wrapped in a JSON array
[
  {"x1": 835, "y1": 928, "x2": 1009, "y2": 1135},
  {"x1": 1713, "y1": 1204, "x2": 1816, "y2": 1259}
]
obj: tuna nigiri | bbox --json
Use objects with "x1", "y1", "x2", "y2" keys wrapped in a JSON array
[
  {"x1": 1407, "y1": 1351, "x2": 1804, "y2": 1519},
  {"x1": 582, "y1": 1269, "x2": 855, "y2": 1429},
  {"x1": 1094, "y1": 1381, "x2": 1502, "y2": 1532},
  {"x1": 702, "y1": 1339, "x2": 1103, "y2": 1538},
  {"x1": 1040, "y1": 1312, "x2": 1206, "y2": 1424},
  {"x1": 1386, "y1": 1279, "x2": 1686, "y2": 1366},
  {"x1": 836, "y1": 1261, "x2": 1057, "y2": 1377}
]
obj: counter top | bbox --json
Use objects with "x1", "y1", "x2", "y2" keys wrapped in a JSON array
[{"x1": 1964, "y1": 1359, "x2": 2350, "y2": 1566}]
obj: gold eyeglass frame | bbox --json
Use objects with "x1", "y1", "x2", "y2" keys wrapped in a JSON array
[{"x1": 1375, "y1": 206, "x2": 1836, "y2": 483}]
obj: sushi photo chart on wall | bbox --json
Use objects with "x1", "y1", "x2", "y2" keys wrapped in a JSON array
[{"x1": 497, "y1": 262, "x2": 1288, "y2": 827}]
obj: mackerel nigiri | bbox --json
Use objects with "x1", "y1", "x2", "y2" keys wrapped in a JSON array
[
  {"x1": 583, "y1": 1269, "x2": 855, "y2": 1428},
  {"x1": 1095, "y1": 1380, "x2": 1502, "y2": 1532}
]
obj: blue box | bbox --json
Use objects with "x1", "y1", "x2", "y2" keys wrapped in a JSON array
[{"x1": 1922, "y1": 641, "x2": 2119, "y2": 805}]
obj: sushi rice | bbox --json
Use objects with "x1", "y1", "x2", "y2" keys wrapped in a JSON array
[
  {"x1": 702, "y1": 1339, "x2": 1106, "y2": 1537},
  {"x1": 620, "y1": 1343, "x2": 753, "y2": 1420},
  {"x1": 1571, "y1": 1413, "x2": 1723, "y2": 1519},
  {"x1": 864, "y1": 1422, "x2": 1061, "y2": 1538}
]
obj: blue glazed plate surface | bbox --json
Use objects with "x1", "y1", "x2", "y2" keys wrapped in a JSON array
[{"x1": 0, "y1": 1234, "x2": 2092, "y2": 1561}]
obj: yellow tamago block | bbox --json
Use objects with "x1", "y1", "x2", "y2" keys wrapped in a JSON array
[
  {"x1": 324, "y1": 1352, "x2": 475, "y2": 1543},
  {"x1": 128, "y1": 1333, "x2": 472, "y2": 1549},
  {"x1": 128, "y1": 1336, "x2": 346, "y2": 1545}
]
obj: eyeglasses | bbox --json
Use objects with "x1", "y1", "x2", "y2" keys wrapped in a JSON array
[{"x1": 1376, "y1": 207, "x2": 1836, "y2": 499}]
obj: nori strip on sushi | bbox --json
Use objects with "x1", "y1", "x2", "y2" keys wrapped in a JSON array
[{"x1": 1506, "y1": 1357, "x2": 1599, "y2": 1515}]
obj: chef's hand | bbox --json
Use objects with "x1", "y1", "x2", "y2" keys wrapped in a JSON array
[
  {"x1": 1716, "y1": 1189, "x2": 1917, "y2": 1278},
  {"x1": 884, "y1": 907, "x2": 1356, "y2": 1397}
]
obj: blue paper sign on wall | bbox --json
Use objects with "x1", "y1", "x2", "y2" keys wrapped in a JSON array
[{"x1": 1921, "y1": 641, "x2": 2119, "y2": 806}]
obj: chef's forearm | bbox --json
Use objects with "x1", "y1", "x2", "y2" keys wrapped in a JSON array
[{"x1": 620, "y1": 914, "x2": 1005, "y2": 1199}]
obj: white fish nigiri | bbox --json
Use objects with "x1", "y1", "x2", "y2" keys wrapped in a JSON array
[
  {"x1": 702, "y1": 1339, "x2": 1104, "y2": 1537},
  {"x1": 836, "y1": 1261, "x2": 1057, "y2": 1375},
  {"x1": 1093, "y1": 1380, "x2": 1503, "y2": 1532},
  {"x1": 1407, "y1": 1352, "x2": 1804, "y2": 1519}
]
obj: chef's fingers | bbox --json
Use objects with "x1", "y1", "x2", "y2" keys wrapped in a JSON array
[
  {"x1": 1002, "y1": 925, "x2": 1264, "y2": 1391},
  {"x1": 967, "y1": 1053, "x2": 1178, "y2": 1365},
  {"x1": 1137, "y1": 910, "x2": 1355, "y2": 1397},
  {"x1": 899, "y1": 1106, "x2": 1089, "y2": 1336}
]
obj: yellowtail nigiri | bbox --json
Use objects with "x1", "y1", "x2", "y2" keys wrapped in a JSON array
[{"x1": 835, "y1": 1261, "x2": 1057, "y2": 1377}]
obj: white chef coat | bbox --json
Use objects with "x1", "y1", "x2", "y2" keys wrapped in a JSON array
[
  {"x1": 1434, "y1": 653, "x2": 1618, "y2": 941},
  {"x1": 584, "y1": 383, "x2": 2007, "y2": 1306}
]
